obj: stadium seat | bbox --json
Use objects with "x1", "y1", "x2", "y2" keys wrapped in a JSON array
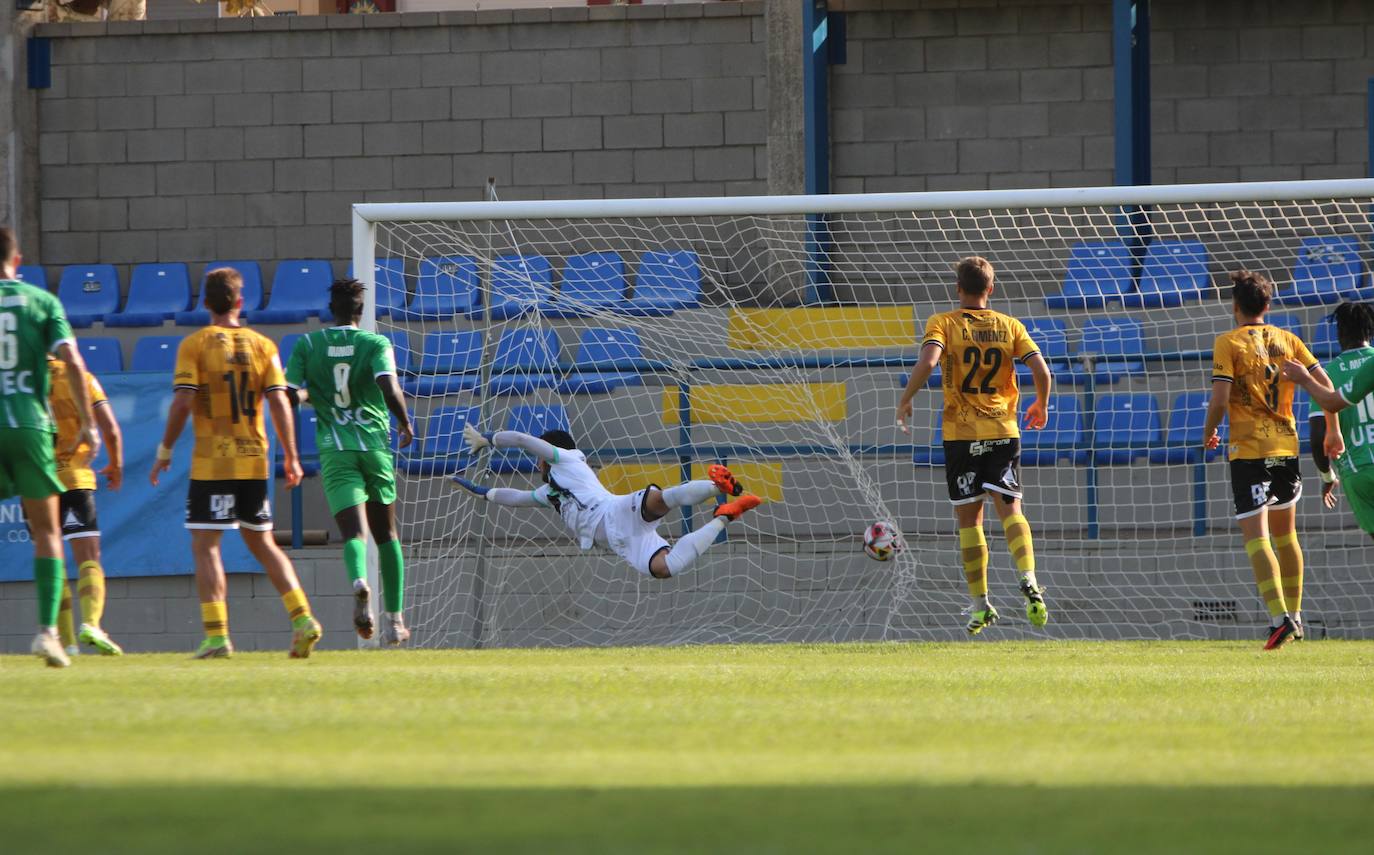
[
  {"x1": 58, "y1": 264, "x2": 120, "y2": 327},
  {"x1": 1070, "y1": 316, "x2": 1146, "y2": 384},
  {"x1": 1016, "y1": 317, "x2": 1072, "y2": 383},
  {"x1": 1266, "y1": 313, "x2": 1303, "y2": 340},
  {"x1": 398, "y1": 256, "x2": 480, "y2": 321},
  {"x1": 252, "y1": 259, "x2": 332, "y2": 324},
  {"x1": 77, "y1": 337, "x2": 123, "y2": 374},
  {"x1": 406, "y1": 330, "x2": 484, "y2": 398},
  {"x1": 15, "y1": 264, "x2": 45, "y2": 287},
  {"x1": 1019, "y1": 396, "x2": 1086, "y2": 465},
  {"x1": 1091, "y1": 392, "x2": 1162, "y2": 465},
  {"x1": 491, "y1": 405, "x2": 572, "y2": 474},
  {"x1": 345, "y1": 259, "x2": 409, "y2": 318},
  {"x1": 1044, "y1": 241, "x2": 1134, "y2": 310},
  {"x1": 911, "y1": 412, "x2": 945, "y2": 466},
  {"x1": 276, "y1": 410, "x2": 320, "y2": 478},
  {"x1": 1277, "y1": 236, "x2": 1365, "y2": 306},
  {"x1": 1151, "y1": 391, "x2": 1223, "y2": 464},
  {"x1": 546, "y1": 252, "x2": 628, "y2": 318},
  {"x1": 624, "y1": 250, "x2": 703, "y2": 316},
  {"x1": 176, "y1": 262, "x2": 264, "y2": 326},
  {"x1": 130, "y1": 335, "x2": 183, "y2": 372},
  {"x1": 1294, "y1": 394, "x2": 1313, "y2": 454},
  {"x1": 489, "y1": 328, "x2": 561, "y2": 395},
  {"x1": 1123, "y1": 240, "x2": 1210, "y2": 308},
  {"x1": 105, "y1": 263, "x2": 191, "y2": 328},
  {"x1": 278, "y1": 333, "x2": 305, "y2": 365},
  {"x1": 1309, "y1": 314, "x2": 1340, "y2": 359},
  {"x1": 490, "y1": 254, "x2": 555, "y2": 320},
  {"x1": 560, "y1": 328, "x2": 646, "y2": 395},
  {"x1": 383, "y1": 330, "x2": 414, "y2": 373},
  {"x1": 401, "y1": 405, "x2": 481, "y2": 477}
]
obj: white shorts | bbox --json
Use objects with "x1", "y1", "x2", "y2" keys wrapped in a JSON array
[{"x1": 602, "y1": 488, "x2": 670, "y2": 576}]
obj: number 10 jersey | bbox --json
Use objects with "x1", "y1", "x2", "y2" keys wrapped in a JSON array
[
  {"x1": 923, "y1": 308, "x2": 1040, "y2": 441},
  {"x1": 284, "y1": 326, "x2": 396, "y2": 454},
  {"x1": 1211, "y1": 323, "x2": 1317, "y2": 461}
]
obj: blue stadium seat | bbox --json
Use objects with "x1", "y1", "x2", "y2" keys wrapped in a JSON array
[
  {"x1": 1294, "y1": 394, "x2": 1313, "y2": 454},
  {"x1": 1020, "y1": 396, "x2": 1086, "y2": 465},
  {"x1": 397, "y1": 256, "x2": 480, "y2": 321},
  {"x1": 1309, "y1": 314, "x2": 1340, "y2": 359},
  {"x1": 1266, "y1": 313, "x2": 1303, "y2": 340},
  {"x1": 406, "y1": 374, "x2": 481, "y2": 398},
  {"x1": 491, "y1": 405, "x2": 572, "y2": 474},
  {"x1": 77, "y1": 337, "x2": 123, "y2": 374},
  {"x1": 912, "y1": 412, "x2": 944, "y2": 466},
  {"x1": 626, "y1": 250, "x2": 702, "y2": 315},
  {"x1": 106, "y1": 263, "x2": 191, "y2": 327},
  {"x1": 279, "y1": 333, "x2": 304, "y2": 366},
  {"x1": 383, "y1": 330, "x2": 413, "y2": 374},
  {"x1": 130, "y1": 335, "x2": 183, "y2": 372},
  {"x1": 176, "y1": 262, "x2": 264, "y2": 326},
  {"x1": 345, "y1": 259, "x2": 409, "y2": 318},
  {"x1": 560, "y1": 328, "x2": 646, "y2": 395},
  {"x1": 1278, "y1": 236, "x2": 1365, "y2": 306},
  {"x1": 276, "y1": 410, "x2": 320, "y2": 478},
  {"x1": 58, "y1": 264, "x2": 120, "y2": 327},
  {"x1": 252, "y1": 259, "x2": 332, "y2": 324},
  {"x1": 406, "y1": 330, "x2": 484, "y2": 398},
  {"x1": 1151, "y1": 391, "x2": 1223, "y2": 465},
  {"x1": 489, "y1": 328, "x2": 561, "y2": 395},
  {"x1": 546, "y1": 252, "x2": 628, "y2": 318},
  {"x1": 1123, "y1": 240, "x2": 1210, "y2": 308},
  {"x1": 490, "y1": 254, "x2": 555, "y2": 320},
  {"x1": 1092, "y1": 392, "x2": 1162, "y2": 465},
  {"x1": 1016, "y1": 317, "x2": 1072, "y2": 383},
  {"x1": 15, "y1": 264, "x2": 45, "y2": 287},
  {"x1": 1069, "y1": 316, "x2": 1145, "y2": 385},
  {"x1": 400, "y1": 405, "x2": 480, "y2": 477},
  {"x1": 1044, "y1": 241, "x2": 1134, "y2": 310}
]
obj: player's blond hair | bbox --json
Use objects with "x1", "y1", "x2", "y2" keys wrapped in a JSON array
[{"x1": 956, "y1": 256, "x2": 994, "y2": 296}]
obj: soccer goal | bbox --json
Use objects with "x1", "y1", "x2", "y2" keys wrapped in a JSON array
[{"x1": 353, "y1": 178, "x2": 1374, "y2": 648}]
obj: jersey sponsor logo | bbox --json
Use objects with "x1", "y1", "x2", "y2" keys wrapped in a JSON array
[
  {"x1": 0, "y1": 370, "x2": 35, "y2": 396},
  {"x1": 210, "y1": 494, "x2": 236, "y2": 520}
]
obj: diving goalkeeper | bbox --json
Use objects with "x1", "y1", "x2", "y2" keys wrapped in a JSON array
[{"x1": 450, "y1": 424, "x2": 760, "y2": 579}]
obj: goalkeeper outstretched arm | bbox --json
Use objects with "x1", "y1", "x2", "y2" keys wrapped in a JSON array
[
  {"x1": 450, "y1": 477, "x2": 548, "y2": 508},
  {"x1": 463, "y1": 423, "x2": 560, "y2": 462}
]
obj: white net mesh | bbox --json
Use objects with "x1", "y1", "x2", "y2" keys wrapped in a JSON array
[{"x1": 365, "y1": 183, "x2": 1374, "y2": 647}]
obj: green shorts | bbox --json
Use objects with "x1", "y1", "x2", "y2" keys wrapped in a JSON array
[
  {"x1": 0, "y1": 428, "x2": 64, "y2": 501},
  {"x1": 321, "y1": 449, "x2": 397, "y2": 514},
  {"x1": 1341, "y1": 467, "x2": 1374, "y2": 536}
]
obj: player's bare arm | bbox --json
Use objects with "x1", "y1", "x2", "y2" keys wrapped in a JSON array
[
  {"x1": 94, "y1": 398, "x2": 123, "y2": 490},
  {"x1": 377, "y1": 373, "x2": 414, "y2": 449},
  {"x1": 266, "y1": 388, "x2": 303, "y2": 489},
  {"x1": 1282, "y1": 359, "x2": 1345, "y2": 411},
  {"x1": 1023, "y1": 352, "x2": 1052, "y2": 430},
  {"x1": 53, "y1": 341, "x2": 98, "y2": 457},
  {"x1": 896, "y1": 342, "x2": 941, "y2": 433},
  {"x1": 1201, "y1": 379, "x2": 1230, "y2": 450},
  {"x1": 150, "y1": 389, "x2": 194, "y2": 486}
]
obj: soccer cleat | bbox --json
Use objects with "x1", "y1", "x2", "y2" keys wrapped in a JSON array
[
  {"x1": 353, "y1": 583, "x2": 375, "y2": 641},
  {"x1": 707, "y1": 464, "x2": 744, "y2": 497},
  {"x1": 79, "y1": 624, "x2": 123, "y2": 656},
  {"x1": 713, "y1": 494, "x2": 762, "y2": 521},
  {"x1": 32, "y1": 632, "x2": 71, "y2": 668},
  {"x1": 1264, "y1": 616, "x2": 1299, "y2": 650},
  {"x1": 1020, "y1": 580, "x2": 1049, "y2": 628},
  {"x1": 965, "y1": 605, "x2": 1000, "y2": 636},
  {"x1": 290, "y1": 616, "x2": 323, "y2": 659},
  {"x1": 1292, "y1": 616, "x2": 1304, "y2": 641},
  {"x1": 381, "y1": 613, "x2": 410, "y2": 647},
  {"x1": 192, "y1": 636, "x2": 233, "y2": 659}
]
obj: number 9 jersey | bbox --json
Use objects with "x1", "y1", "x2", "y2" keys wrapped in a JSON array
[
  {"x1": 173, "y1": 327, "x2": 288, "y2": 480},
  {"x1": 283, "y1": 326, "x2": 396, "y2": 454},
  {"x1": 923, "y1": 309, "x2": 1040, "y2": 440},
  {"x1": 1211, "y1": 324, "x2": 1318, "y2": 460}
]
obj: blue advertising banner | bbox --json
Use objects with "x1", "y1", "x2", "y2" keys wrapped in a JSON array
[{"x1": 0, "y1": 372, "x2": 263, "y2": 582}]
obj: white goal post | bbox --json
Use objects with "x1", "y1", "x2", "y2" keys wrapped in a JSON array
[{"x1": 353, "y1": 178, "x2": 1374, "y2": 648}]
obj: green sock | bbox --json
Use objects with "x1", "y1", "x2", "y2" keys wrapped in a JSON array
[
  {"x1": 343, "y1": 537, "x2": 367, "y2": 586},
  {"x1": 379, "y1": 539, "x2": 404, "y2": 613},
  {"x1": 34, "y1": 557, "x2": 64, "y2": 628}
]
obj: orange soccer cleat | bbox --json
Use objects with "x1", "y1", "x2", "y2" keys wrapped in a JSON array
[
  {"x1": 707, "y1": 464, "x2": 744, "y2": 497},
  {"x1": 714, "y1": 494, "x2": 762, "y2": 521}
]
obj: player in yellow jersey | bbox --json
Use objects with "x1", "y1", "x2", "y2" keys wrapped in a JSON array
[
  {"x1": 149, "y1": 268, "x2": 321, "y2": 659},
  {"x1": 48, "y1": 354, "x2": 124, "y2": 656},
  {"x1": 1201, "y1": 269, "x2": 1328, "y2": 650},
  {"x1": 897, "y1": 256, "x2": 1053, "y2": 634}
]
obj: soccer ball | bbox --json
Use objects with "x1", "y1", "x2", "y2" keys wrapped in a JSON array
[{"x1": 863, "y1": 521, "x2": 902, "y2": 561}]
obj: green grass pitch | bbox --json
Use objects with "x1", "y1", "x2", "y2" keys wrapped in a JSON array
[{"x1": 3, "y1": 641, "x2": 1373, "y2": 854}]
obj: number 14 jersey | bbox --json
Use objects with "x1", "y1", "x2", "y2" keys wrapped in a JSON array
[
  {"x1": 284, "y1": 326, "x2": 397, "y2": 454},
  {"x1": 1211, "y1": 323, "x2": 1318, "y2": 461},
  {"x1": 923, "y1": 308, "x2": 1040, "y2": 441}
]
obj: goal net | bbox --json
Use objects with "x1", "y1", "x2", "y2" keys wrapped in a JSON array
[{"x1": 356, "y1": 179, "x2": 1374, "y2": 648}]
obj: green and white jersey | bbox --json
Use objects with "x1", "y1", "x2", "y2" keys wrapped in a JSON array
[
  {"x1": 1326, "y1": 345, "x2": 1374, "y2": 476},
  {"x1": 0, "y1": 279, "x2": 73, "y2": 433},
  {"x1": 284, "y1": 326, "x2": 396, "y2": 453}
]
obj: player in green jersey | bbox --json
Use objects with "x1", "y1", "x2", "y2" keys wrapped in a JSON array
[
  {"x1": 285, "y1": 278, "x2": 415, "y2": 644},
  {"x1": 0, "y1": 228, "x2": 99, "y2": 667}
]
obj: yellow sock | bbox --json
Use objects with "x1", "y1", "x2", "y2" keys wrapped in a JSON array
[
  {"x1": 57, "y1": 581, "x2": 76, "y2": 649},
  {"x1": 1246, "y1": 537, "x2": 1287, "y2": 618},
  {"x1": 1272, "y1": 532, "x2": 1303, "y2": 617},
  {"x1": 281, "y1": 587, "x2": 312, "y2": 622},
  {"x1": 959, "y1": 526, "x2": 989, "y2": 600},
  {"x1": 201, "y1": 601, "x2": 229, "y2": 639},
  {"x1": 77, "y1": 560, "x2": 105, "y2": 628},
  {"x1": 1001, "y1": 513, "x2": 1036, "y2": 582}
]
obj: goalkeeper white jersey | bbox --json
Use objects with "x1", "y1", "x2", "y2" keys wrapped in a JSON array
[{"x1": 532, "y1": 448, "x2": 615, "y2": 550}]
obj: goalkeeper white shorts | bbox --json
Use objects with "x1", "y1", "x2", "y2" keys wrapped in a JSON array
[{"x1": 603, "y1": 488, "x2": 671, "y2": 576}]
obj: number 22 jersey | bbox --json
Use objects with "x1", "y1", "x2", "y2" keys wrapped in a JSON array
[
  {"x1": 284, "y1": 326, "x2": 396, "y2": 454},
  {"x1": 1211, "y1": 323, "x2": 1318, "y2": 461},
  {"x1": 923, "y1": 309, "x2": 1040, "y2": 441}
]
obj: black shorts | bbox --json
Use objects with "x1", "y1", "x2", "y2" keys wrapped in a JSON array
[
  {"x1": 59, "y1": 489, "x2": 100, "y2": 541},
  {"x1": 943, "y1": 438, "x2": 1022, "y2": 505},
  {"x1": 186, "y1": 479, "x2": 272, "y2": 531},
  {"x1": 1230, "y1": 457, "x2": 1302, "y2": 519}
]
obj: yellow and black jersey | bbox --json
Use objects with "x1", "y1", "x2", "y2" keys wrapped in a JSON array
[
  {"x1": 173, "y1": 326, "x2": 286, "y2": 481},
  {"x1": 923, "y1": 308, "x2": 1039, "y2": 441},
  {"x1": 49, "y1": 358, "x2": 108, "y2": 491},
  {"x1": 1212, "y1": 323, "x2": 1318, "y2": 460}
]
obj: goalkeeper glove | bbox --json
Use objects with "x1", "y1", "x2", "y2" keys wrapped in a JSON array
[
  {"x1": 463, "y1": 423, "x2": 493, "y2": 450},
  {"x1": 449, "y1": 475, "x2": 490, "y2": 498}
]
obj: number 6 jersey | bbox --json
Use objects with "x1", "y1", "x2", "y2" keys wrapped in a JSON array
[
  {"x1": 283, "y1": 326, "x2": 396, "y2": 454},
  {"x1": 173, "y1": 326, "x2": 288, "y2": 480},
  {"x1": 1211, "y1": 323, "x2": 1318, "y2": 461},
  {"x1": 922, "y1": 308, "x2": 1040, "y2": 440}
]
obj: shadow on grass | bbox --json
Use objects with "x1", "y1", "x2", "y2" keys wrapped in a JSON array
[{"x1": 2, "y1": 783, "x2": 1372, "y2": 854}]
